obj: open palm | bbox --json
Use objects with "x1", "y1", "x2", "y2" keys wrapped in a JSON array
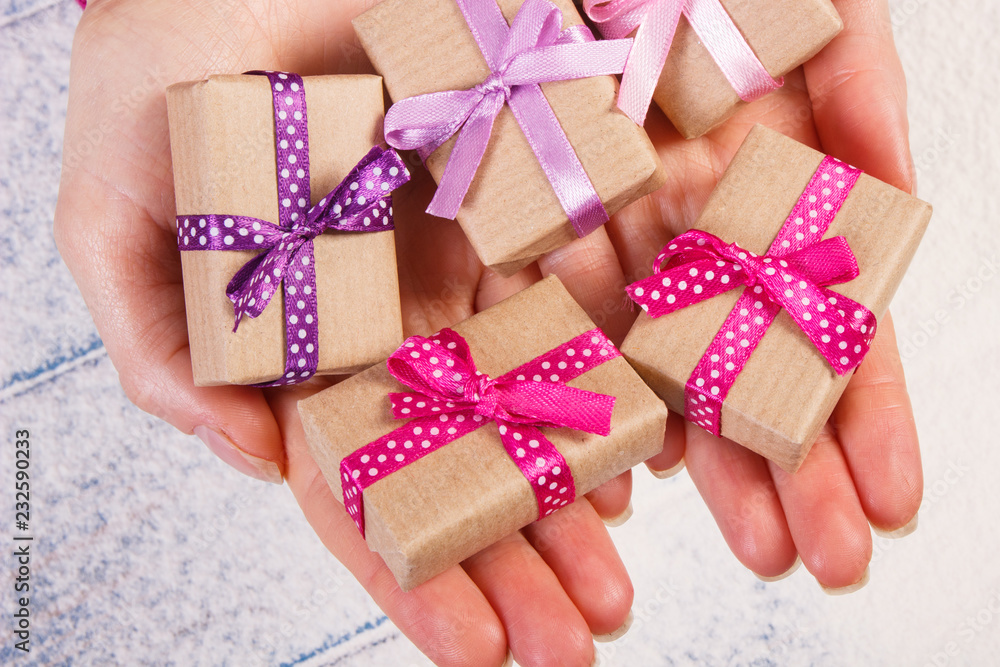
[{"x1": 55, "y1": 0, "x2": 920, "y2": 665}]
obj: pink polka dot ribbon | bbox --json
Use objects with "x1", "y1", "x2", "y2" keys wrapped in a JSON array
[
  {"x1": 582, "y1": 0, "x2": 782, "y2": 125},
  {"x1": 175, "y1": 71, "x2": 410, "y2": 387},
  {"x1": 626, "y1": 156, "x2": 876, "y2": 436},
  {"x1": 383, "y1": 0, "x2": 635, "y2": 238},
  {"x1": 341, "y1": 327, "x2": 620, "y2": 537}
]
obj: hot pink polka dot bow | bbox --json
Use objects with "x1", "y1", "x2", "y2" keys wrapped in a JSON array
[
  {"x1": 627, "y1": 156, "x2": 877, "y2": 436},
  {"x1": 340, "y1": 327, "x2": 620, "y2": 537}
]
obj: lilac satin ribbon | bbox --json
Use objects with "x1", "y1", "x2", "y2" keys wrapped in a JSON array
[
  {"x1": 627, "y1": 156, "x2": 875, "y2": 436},
  {"x1": 583, "y1": 0, "x2": 782, "y2": 124},
  {"x1": 341, "y1": 327, "x2": 620, "y2": 537},
  {"x1": 176, "y1": 71, "x2": 410, "y2": 386},
  {"x1": 383, "y1": 0, "x2": 633, "y2": 238}
]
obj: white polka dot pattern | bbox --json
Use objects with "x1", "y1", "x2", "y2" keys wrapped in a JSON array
[
  {"x1": 175, "y1": 71, "x2": 410, "y2": 387},
  {"x1": 626, "y1": 156, "x2": 876, "y2": 436},
  {"x1": 339, "y1": 327, "x2": 621, "y2": 537}
]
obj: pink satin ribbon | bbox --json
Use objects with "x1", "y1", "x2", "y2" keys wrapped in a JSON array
[
  {"x1": 627, "y1": 156, "x2": 876, "y2": 436},
  {"x1": 341, "y1": 327, "x2": 620, "y2": 537},
  {"x1": 583, "y1": 0, "x2": 782, "y2": 124},
  {"x1": 383, "y1": 0, "x2": 634, "y2": 238}
]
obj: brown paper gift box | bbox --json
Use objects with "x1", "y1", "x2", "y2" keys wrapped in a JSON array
[
  {"x1": 299, "y1": 276, "x2": 668, "y2": 590},
  {"x1": 621, "y1": 125, "x2": 931, "y2": 472},
  {"x1": 652, "y1": 0, "x2": 843, "y2": 138},
  {"x1": 353, "y1": 0, "x2": 667, "y2": 277},
  {"x1": 167, "y1": 74, "x2": 403, "y2": 386}
]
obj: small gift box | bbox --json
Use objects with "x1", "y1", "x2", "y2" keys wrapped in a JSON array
[
  {"x1": 583, "y1": 0, "x2": 843, "y2": 137},
  {"x1": 354, "y1": 0, "x2": 667, "y2": 277},
  {"x1": 621, "y1": 125, "x2": 931, "y2": 471},
  {"x1": 299, "y1": 276, "x2": 667, "y2": 589},
  {"x1": 167, "y1": 73, "x2": 407, "y2": 386}
]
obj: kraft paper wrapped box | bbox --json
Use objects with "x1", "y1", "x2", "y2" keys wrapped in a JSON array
[
  {"x1": 299, "y1": 276, "x2": 668, "y2": 590},
  {"x1": 621, "y1": 125, "x2": 931, "y2": 472},
  {"x1": 650, "y1": 0, "x2": 842, "y2": 138},
  {"x1": 167, "y1": 74, "x2": 403, "y2": 386},
  {"x1": 353, "y1": 0, "x2": 667, "y2": 277}
]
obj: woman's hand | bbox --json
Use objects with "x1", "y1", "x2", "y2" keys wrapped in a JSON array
[{"x1": 56, "y1": 1, "x2": 634, "y2": 665}]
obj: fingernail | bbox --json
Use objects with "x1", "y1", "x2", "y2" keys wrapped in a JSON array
[
  {"x1": 646, "y1": 458, "x2": 685, "y2": 479},
  {"x1": 821, "y1": 566, "x2": 870, "y2": 596},
  {"x1": 755, "y1": 555, "x2": 802, "y2": 582},
  {"x1": 873, "y1": 513, "x2": 918, "y2": 539},
  {"x1": 602, "y1": 502, "x2": 633, "y2": 528},
  {"x1": 593, "y1": 610, "x2": 633, "y2": 643},
  {"x1": 194, "y1": 425, "x2": 283, "y2": 484},
  {"x1": 501, "y1": 650, "x2": 513, "y2": 667},
  {"x1": 590, "y1": 646, "x2": 602, "y2": 667}
]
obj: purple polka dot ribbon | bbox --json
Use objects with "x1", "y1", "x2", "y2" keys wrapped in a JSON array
[
  {"x1": 176, "y1": 71, "x2": 410, "y2": 387},
  {"x1": 626, "y1": 156, "x2": 876, "y2": 436},
  {"x1": 341, "y1": 327, "x2": 620, "y2": 537},
  {"x1": 582, "y1": 0, "x2": 782, "y2": 125},
  {"x1": 383, "y1": 0, "x2": 635, "y2": 238}
]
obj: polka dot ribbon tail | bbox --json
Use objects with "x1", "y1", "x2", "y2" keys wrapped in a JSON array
[
  {"x1": 582, "y1": 0, "x2": 782, "y2": 125},
  {"x1": 626, "y1": 156, "x2": 876, "y2": 436},
  {"x1": 383, "y1": 0, "x2": 635, "y2": 238},
  {"x1": 340, "y1": 327, "x2": 620, "y2": 537},
  {"x1": 176, "y1": 71, "x2": 410, "y2": 387}
]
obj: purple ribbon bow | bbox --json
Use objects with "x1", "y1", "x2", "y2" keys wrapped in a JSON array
[
  {"x1": 176, "y1": 71, "x2": 411, "y2": 386},
  {"x1": 384, "y1": 0, "x2": 633, "y2": 238}
]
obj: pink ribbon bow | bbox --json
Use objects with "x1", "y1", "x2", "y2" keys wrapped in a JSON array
[
  {"x1": 384, "y1": 0, "x2": 633, "y2": 238},
  {"x1": 583, "y1": 0, "x2": 782, "y2": 124},
  {"x1": 340, "y1": 327, "x2": 620, "y2": 537},
  {"x1": 627, "y1": 155, "x2": 876, "y2": 435}
]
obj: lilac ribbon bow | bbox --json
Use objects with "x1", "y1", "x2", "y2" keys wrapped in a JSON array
[
  {"x1": 384, "y1": 0, "x2": 633, "y2": 238},
  {"x1": 176, "y1": 71, "x2": 410, "y2": 386}
]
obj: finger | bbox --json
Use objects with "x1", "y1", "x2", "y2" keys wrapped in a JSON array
[
  {"x1": 832, "y1": 312, "x2": 922, "y2": 533},
  {"x1": 804, "y1": 0, "x2": 914, "y2": 192},
  {"x1": 584, "y1": 471, "x2": 632, "y2": 523},
  {"x1": 463, "y1": 532, "x2": 596, "y2": 667},
  {"x1": 271, "y1": 388, "x2": 509, "y2": 667},
  {"x1": 685, "y1": 424, "x2": 798, "y2": 578},
  {"x1": 767, "y1": 425, "x2": 873, "y2": 590},
  {"x1": 523, "y1": 498, "x2": 633, "y2": 636},
  {"x1": 537, "y1": 227, "x2": 633, "y2": 346},
  {"x1": 644, "y1": 409, "x2": 687, "y2": 478},
  {"x1": 393, "y1": 172, "x2": 485, "y2": 337},
  {"x1": 54, "y1": 175, "x2": 285, "y2": 482}
]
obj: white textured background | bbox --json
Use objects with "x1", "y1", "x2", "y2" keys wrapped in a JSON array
[{"x1": 1, "y1": 0, "x2": 997, "y2": 665}]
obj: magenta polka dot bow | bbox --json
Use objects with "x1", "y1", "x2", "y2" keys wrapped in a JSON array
[
  {"x1": 340, "y1": 327, "x2": 620, "y2": 537},
  {"x1": 627, "y1": 156, "x2": 877, "y2": 436},
  {"x1": 176, "y1": 71, "x2": 410, "y2": 386}
]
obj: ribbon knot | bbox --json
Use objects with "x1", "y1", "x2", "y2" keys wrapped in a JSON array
[
  {"x1": 384, "y1": 0, "x2": 634, "y2": 237},
  {"x1": 476, "y1": 71, "x2": 513, "y2": 101}
]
